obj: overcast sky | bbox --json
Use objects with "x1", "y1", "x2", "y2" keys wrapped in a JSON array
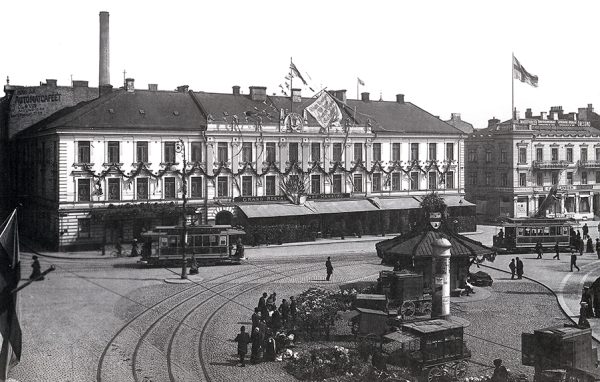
[{"x1": 3, "y1": 0, "x2": 600, "y2": 129}]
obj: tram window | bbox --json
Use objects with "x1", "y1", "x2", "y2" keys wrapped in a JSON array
[
  {"x1": 210, "y1": 235, "x2": 218, "y2": 244},
  {"x1": 160, "y1": 237, "x2": 169, "y2": 247},
  {"x1": 544, "y1": 227, "x2": 549, "y2": 235},
  {"x1": 563, "y1": 227, "x2": 569, "y2": 235},
  {"x1": 518, "y1": 228, "x2": 524, "y2": 236},
  {"x1": 219, "y1": 236, "x2": 227, "y2": 246},
  {"x1": 168, "y1": 236, "x2": 178, "y2": 247},
  {"x1": 202, "y1": 236, "x2": 209, "y2": 246},
  {"x1": 194, "y1": 236, "x2": 203, "y2": 247}
]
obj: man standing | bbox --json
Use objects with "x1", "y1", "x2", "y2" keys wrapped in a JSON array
[
  {"x1": 234, "y1": 326, "x2": 251, "y2": 367},
  {"x1": 491, "y1": 358, "x2": 509, "y2": 382},
  {"x1": 535, "y1": 241, "x2": 543, "y2": 259},
  {"x1": 325, "y1": 256, "x2": 333, "y2": 281},
  {"x1": 289, "y1": 296, "x2": 297, "y2": 324},
  {"x1": 553, "y1": 242, "x2": 560, "y2": 260},
  {"x1": 583, "y1": 223, "x2": 589, "y2": 239},
  {"x1": 595, "y1": 238, "x2": 600, "y2": 260},
  {"x1": 258, "y1": 292, "x2": 268, "y2": 319},
  {"x1": 508, "y1": 259, "x2": 516, "y2": 280},
  {"x1": 30, "y1": 255, "x2": 44, "y2": 281},
  {"x1": 571, "y1": 249, "x2": 580, "y2": 272},
  {"x1": 516, "y1": 257, "x2": 524, "y2": 279},
  {"x1": 251, "y1": 308, "x2": 260, "y2": 333}
]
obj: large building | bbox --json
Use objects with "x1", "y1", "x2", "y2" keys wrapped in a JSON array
[
  {"x1": 12, "y1": 79, "x2": 473, "y2": 250},
  {"x1": 465, "y1": 105, "x2": 600, "y2": 221}
]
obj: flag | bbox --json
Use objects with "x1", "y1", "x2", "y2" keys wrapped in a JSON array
[
  {"x1": 0, "y1": 210, "x2": 22, "y2": 380},
  {"x1": 513, "y1": 55, "x2": 538, "y2": 87},
  {"x1": 357, "y1": 77, "x2": 365, "y2": 86},
  {"x1": 290, "y1": 61, "x2": 308, "y2": 85},
  {"x1": 306, "y1": 92, "x2": 343, "y2": 129}
]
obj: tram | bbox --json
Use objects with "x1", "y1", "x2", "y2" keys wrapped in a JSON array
[
  {"x1": 493, "y1": 217, "x2": 573, "y2": 252},
  {"x1": 140, "y1": 225, "x2": 246, "y2": 265}
]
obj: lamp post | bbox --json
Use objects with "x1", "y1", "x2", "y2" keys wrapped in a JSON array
[{"x1": 176, "y1": 139, "x2": 188, "y2": 279}]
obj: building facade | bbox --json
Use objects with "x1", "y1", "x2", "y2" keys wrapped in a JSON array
[
  {"x1": 465, "y1": 106, "x2": 600, "y2": 221},
  {"x1": 13, "y1": 81, "x2": 472, "y2": 251}
]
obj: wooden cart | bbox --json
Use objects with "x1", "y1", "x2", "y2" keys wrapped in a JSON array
[{"x1": 378, "y1": 271, "x2": 432, "y2": 318}]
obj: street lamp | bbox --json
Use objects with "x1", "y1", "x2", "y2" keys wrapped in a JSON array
[{"x1": 175, "y1": 139, "x2": 188, "y2": 279}]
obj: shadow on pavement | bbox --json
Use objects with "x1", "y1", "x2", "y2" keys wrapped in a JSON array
[{"x1": 210, "y1": 358, "x2": 241, "y2": 367}]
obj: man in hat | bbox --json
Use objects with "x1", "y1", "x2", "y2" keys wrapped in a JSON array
[
  {"x1": 490, "y1": 358, "x2": 508, "y2": 382},
  {"x1": 516, "y1": 257, "x2": 524, "y2": 279},
  {"x1": 30, "y1": 255, "x2": 44, "y2": 281},
  {"x1": 553, "y1": 241, "x2": 560, "y2": 260},
  {"x1": 234, "y1": 326, "x2": 251, "y2": 367},
  {"x1": 325, "y1": 257, "x2": 333, "y2": 281},
  {"x1": 571, "y1": 249, "x2": 580, "y2": 272},
  {"x1": 595, "y1": 238, "x2": 600, "y2": 260},
  {"x1": 508, "y1": 258, "x2": 516, "y2": 280}
]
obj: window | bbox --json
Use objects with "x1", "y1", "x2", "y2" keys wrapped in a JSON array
[
  {"x1": 217, "y1": 143, "x2": 228, "y2": 163},
  {"x1": 596, "y1": 148, "x2": 600, "y2": 161},
  {"x1": 217, "y1": 176, "x2": 228, "y2": 197},
  {"x1": 537, "y1": 172, "x2": 543, "y2": 186},
  {"x1": 392, "y1": 143, "x2": 401, "y2": 161},
  {"x1": 500, "y1": 150, "x2": 507, "y2": 163},
  {"x1": 136, "y1": 141, "x2": 148, "y2": 163},
  {"x1": 468, "y1": 149, "x2": 476, "y2": 162},
  {"x1": 78, "y1": 218, "x2": 91, "y2": 238},
  {"x1": 373, "y1": 143, "x2": 381, "y2": 162},
  {"x1": 468, "y1": 174, "x2": 476, "y2": 186},
  {"x1": 485, "y1": 151, "x2": 492, "y2": 163},
  {"x1": 582, "y1": 171, "x2": 588, "y2": 184},
  {"x1": 164, "y1": 142, "x2": 176, "y2": 163},
  {"x1": 311, "y1": 143, "x2": 321, "y2": 163},
  {"x1": 519, "y1": 173, "x2": 526, "y2": 187},
  {"x1": 288, "y1": 142, "x2": 298, "y2": 163},
  {"x1": 581, "y1": 147, "x2": 588, "y2": 162},
  {"x1": 392, "y1": 173, "x2": 401, "y2": 191},
  {"x1": 485, "y1": 173, "x2": 491, "y2": 186},
  {"x1": 372, "y1": 173, "x2": 382, "y2": 192},
  {"x1": 107, "y1": 141, "x2": 119, "y2": 163},
  {"x1": 266, "y1": 142, "x2": 276, "y2": 162},
  {"x1": 241, "y1": 176, "x2": 252, "y2": 196},
  {"x1": 241, "y1": 142, "x2": 252, "y2": 163},
  {"x1": 410, "y1": 143, "x2": 419, "y2": 161},
  {"x1": 551, "y1": 148, "x2": 558, "y2": 161},
  {"x1": 332, "y1": 174, "x2": 342, "y2": 193},
  {"x1": 552, "y1": 172, "x2": 559, "y2": 185},
  {"x1": 581, "y1": 197, "x2": 590, "y2": 213},
  {"x1": 567, "y1": 172, "x2": 573, "y2": 185},
  {"x1": 191, "y1": 142, "x2": 202, "y2": 162},
  {"x1": 77, "y1": 179, "x2": 90, "y2": 201},
  {"x1": 429, "y1": 143, "x2": 437, "y2": 161},
  {"x1": 446, "y1": 172, "x2": 454, "y2": 189},
  {"x1": 191, "y1": 177, "x2": 202, "y2": 198},
  {"x1": 428, "y1": 172, "x2": 437, "y2": 190},
  {"x1": 410, "y1": 172, "x2": 419, "y2": 190},
  {"x1": 137, "y1": 178, "x2": 149, "y2": 200},
  {"x1": 311, "y1": 174, "x2": 321, "y2": 194},
  {"x1": 353, "y1": 174, "x2": 363, "y2": 192},
  {"x1": 164, "y1": 177, "x2": 176, "y2": 199},
  {"x1": 446, "y1": 143, "x2": 454, "y2": 161},
  {"x1": 500, "y1": 173, "x2": 508, "y2": 187},
  {"x1": 78, "y1": 141, "x2": 90, "y2": 163},
  {"x1": 354, "y1": 143, "x2": 363, "y2": 162},
  {"x1": 596, "y1": 171, "x2": 600, "y2": 184},
  {"x1": 567, "y1": 148, "x2": 573, "y2": 162},
  {"x1": 536, "y1": 148, "x2": 543, "y2": 162},
  {"x1": 107, "y1": 178, "x2": 120, "y2": 200},
  {"x1": 332, "y1": 143, "x2": 342, "y2": 162},
  {"x1": 265, "y1": 176, "x2": 276, "y2": 195},
  {"x1": 519, "y1": 148, "x2": 527, "y2": 164}
]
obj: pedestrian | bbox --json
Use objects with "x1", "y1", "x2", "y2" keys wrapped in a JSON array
[
  {"x1": 553, "y1": 241, "x2": 560, "y2": 260},
  {"x1": 535, "y1": 241, "x2": 543, "y2": 259},
  {"x1": 130, "y1": 239, "x2": 139, "y2": 257},
  {"x1": 264, "y1": 331, "x2": 277, "y2": 361},
  {"x1": 580, "y1": 239, "x2": 585, "y2": 257},
  {"x1": 587, "y1": 237, "x2": 594, "y2": 253},
  {"x1": 578, "y1": 303, "x2": 591, "y2": 329},
  {"x1": 266, "y1": 292, "x2": 277, "y2": 311},
  {"x1": 583, "y1": 223, "x2": 589, "y2": 239},
  {"x1": 115, "y1": 236, "x2": 123, "y2": 257},
  {"x1": 490, "y1": 358, "x2": 509, "y2": 382},
  {"x1": 516, "y1": 257, "x2": 524, "y2": 279},
  {"x1": 289, "y1": 296, "x2": 297, "y2": 324},
  {"x1": 271, "y1": 308, "x2": 282, "y2": 333},
  {"x1": 508, "y1": 258, "x2": 516, "y2": 280},
  {"x1": 581, "y1": 287, "x2": 594, "y2": 317},
  {"x1": 596, "y1": 239, "x2": 600, "y2": 260},
  {"x1": 189, "y1": 253, "x2": 199, "y2": 275},
  {"x1": 279, "y1": 299, "x2": 290, "y2": 326},
  {"x1": 29, "y1": 255, "x2": 44, "y2": 281},
  {"x1": 251, "y1": 307, "x2": 260, "y2": 333},
  {"x1": 234, "y1": 238, "x2": 245, "y2": 258},
  {"x1": 250, "y1": 327, "x2": 261, "y2": 364},
  {"x1": 258, "y1": 292, "x2": 268, "y2": 318},
  {"x1": 325, "y1": 256, "x2": 333, "y2": 281},
  {"x1": 570, "y1": 249, "x2": 580, "y2": 272},
  {"x1": 234, "y1": 326, "x2": 251, "y2": 367}
]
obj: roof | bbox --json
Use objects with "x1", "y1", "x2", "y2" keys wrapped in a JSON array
[
  {"x1": 19, "y1": 89, "x2": 207, "y2": 136},
  {"x1": 305, "y1": 199, "x2": 379, "y2": 214},
  {"x1": 413, "y1": 195, "x2": 474, "y2": 208},
  {"x1": 445, "y1": 116, "x2": 474, "y2": 134},
  {"x1": 237, "y1": 203, "x2": 313, "y2": 218},
  {"x1": 402, "y1": 318, "x2": 464, "y2": 334}
]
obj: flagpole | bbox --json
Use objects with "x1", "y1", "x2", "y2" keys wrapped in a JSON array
[
  {"x1": 357, "y1": 77, "x2": 359, "y2": 100},
  {"x1": 290, "y1": 57, "x2": 293, "y2": 115},
  {"x1": 511, "y1": 52, "x2": 515, "y2": 121}
]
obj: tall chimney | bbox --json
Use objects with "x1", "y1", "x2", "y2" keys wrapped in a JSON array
[{"x1": 99, "y1": 12, "x2": 110, "y2": 90}]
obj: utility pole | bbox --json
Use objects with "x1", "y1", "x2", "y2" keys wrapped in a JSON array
[{"x1": 176, "y1": 139, "x2": 188, "y2": 279}]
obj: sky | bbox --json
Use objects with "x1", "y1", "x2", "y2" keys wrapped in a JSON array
[{"x1": 3, "y1": 0, "x2": 600, "y2": 129}]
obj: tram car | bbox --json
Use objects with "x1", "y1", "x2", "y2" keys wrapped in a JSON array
[
  {"x1": 493, "y1": 217, "x2": 573, "y2": 253},
  {"x1": 140, "y1": 225, "x2": 246, "y2": 266}
]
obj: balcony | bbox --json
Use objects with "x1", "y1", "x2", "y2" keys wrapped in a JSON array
[
  {"x1": 532, "y1": 160, "x2": 570, "y2": 170},
  {"x1": 578, "y1": 160, "x2": 600, "y2": 169}
]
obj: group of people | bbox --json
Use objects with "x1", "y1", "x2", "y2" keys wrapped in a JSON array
[
  {"x1": 507, "y1": 258, "x2": 524, "y2": 279},
  {"x1": 234, "y1": 291, "x2": 298, "y2": 367}
]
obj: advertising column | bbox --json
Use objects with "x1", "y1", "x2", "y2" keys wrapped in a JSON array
[{"x1": 431, "y1": 237, "x2": 452, "y2": 319}]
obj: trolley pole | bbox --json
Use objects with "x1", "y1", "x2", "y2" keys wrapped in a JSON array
[{"x1": 176, "y1": 139, "x2": 188, "y2": 279}]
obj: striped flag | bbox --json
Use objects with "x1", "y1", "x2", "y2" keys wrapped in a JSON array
[
  {"x1": 290, "y1": 61, "x2": 308, "y2": 86},
  {"x1": 513, "y1": 55, "x2": 538, "y2": 87},
  {"x1": 357, "y1": 77, "x2": 365, "y2": 86}
]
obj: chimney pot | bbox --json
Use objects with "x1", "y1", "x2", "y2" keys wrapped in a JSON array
[
  {"x1": 72, "y1": 80, "x2": 89, "y2": 88},
  {"x1": 525, "y1": 108, "x2": 532, "y2": 118},
  {"x1": 541, "y1": 111, "x2": 547, "y2": 120},
  {"x1": 396, "y1": 94, "x2": 405, "y2": 103},
  {"x1": 232, "y1": 85, "x2": 240, "y2": 95},
  {"x1": 148, "y1": 84, "x2": 158, "y2": 91},
  {"x1": 331, "y1": 90, "x2": 346, "y2": 103},
  {"x1": 451, "y1": 113, "x2": 461, "y2": 120},
  {"x1": 45, "y1": 79, "x2": 57, "y2": 87},
  {"x1": 361, "y1": 92, "x2": 370, "y2": 102},
  {"x1": 176, "y1": 85, "x2": 189, "y2": 93},
  {"x1": 125, "y1": 78, "x2": 135, "y2": 92},
  {"x1": 291, "y1": 88, "x2": 301, "y2": 103},
  {"x1": 249, "y1": 86, "x2": 267, "y2": 101},
  {"x1": 99, "y1": 84, "x2": 113, "y2": 96},
  {"x1": 488, "y1": 117, "x2": 500, "y2": 127}
]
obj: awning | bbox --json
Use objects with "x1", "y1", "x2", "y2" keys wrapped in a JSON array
[
  {"x1": 373, "y1": 197, "x2": 421, "y2": 210},
  {"x1": 238, "y1": 204, "x2": 314, "y2": 218},
  {"x1": 414, "y1": 195, "x2": 474, "y2": 207},
  {"x1": 305, "y1": 199, "x2": 380, "y2": 214}
]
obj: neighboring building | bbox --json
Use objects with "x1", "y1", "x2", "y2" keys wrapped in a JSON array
[
  {"x1": 465, "y1": 106, "x2": 600, "y2": 221},
  {"x1": 444, "y1": 113, "x2": 474, "y2": 134},
  {"x1": 13, "y1": 81, "x2": 473, "y2": 251}
]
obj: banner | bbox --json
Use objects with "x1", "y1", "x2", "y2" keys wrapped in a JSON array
[
  {"x1": 306, "y1": 92, "x2": 343, "y2": 129},
  {"x1": 513, "y1": 55, "x2": 538, "y2": 87}
]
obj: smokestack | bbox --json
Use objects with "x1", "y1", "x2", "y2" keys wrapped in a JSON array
[{"x1": 99, "y1": 11, "x2": 110, "y2": 90}]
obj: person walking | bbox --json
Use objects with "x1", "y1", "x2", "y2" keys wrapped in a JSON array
[
  {"x1": 553, "y1": 241, "x2": 560, "y2": 260},
  {"x1": 583, "y1": 223, "x2": 589, "y2": 239},
  {"x1": 250, "y1": 327, "x2": 261, "y2": 364},
  {"x1": 30, "y1": 255, "x2": 44, "y2": 281},
  {"x1": 325, "y1": 256, "x2": 333, "y2": 281},
  {"x1": 508, "y1": 258, "x2": 516, "y2": 280},
  {"x1": 596, "y1": 238, "x2": 600, "y2": 260},
  {"x1": 571, "y1": 249, "x2": 580, "y2": 272},
  {"x1": 251, "y1": 307, "x2": 260, "y2": 333},
  {"x1": 234, "y1": 326, "x2": 251, "y2": 367},
  {"x1": 258, "y1": 292, "x2": 268, "y2": 319},
  {"x1": 587, "y1": 237, "x2": 594, "y2": 253},
  {"x1": 516, "y1": 257, "x2": 524, "y2": 279},
  {"x1": 535, "y1": 241, "x2": 543, "y2": 259}
]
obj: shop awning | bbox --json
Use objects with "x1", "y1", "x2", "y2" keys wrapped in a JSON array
[
  {"x1": 413, "y1": 195, "x2": 474, "y2": 207},
  {"x1": 238, "y1": 204, "x2": 314, "y2": 218},
  {"x1": 305, "y1": 199, "x2": 380, "y2": 214},
  {"x1": 371, "y1": 197, "x2": 421, "y2": 210}
]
